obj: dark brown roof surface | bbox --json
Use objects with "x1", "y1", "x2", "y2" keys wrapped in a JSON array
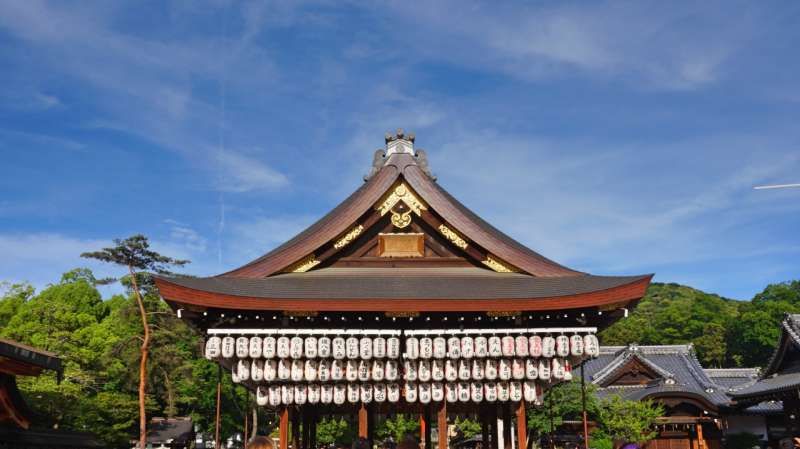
[{"x1": 158, "y1": 268, "x2": 649, "y2": 300}]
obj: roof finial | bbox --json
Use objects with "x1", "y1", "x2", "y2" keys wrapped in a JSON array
[{"x1": 385, "y1": 128, "x2": 415, "y2": 156}]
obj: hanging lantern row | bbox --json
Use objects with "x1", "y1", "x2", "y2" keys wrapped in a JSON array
[
  {"x1": 204, "y1": 329, "x2": 599, "y2": 361},
  {"x1": 253, "y1": 381, "x2": 545, "y2": 407}
]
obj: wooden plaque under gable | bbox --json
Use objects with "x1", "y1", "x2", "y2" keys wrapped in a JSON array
[{"x1": 378, "y1": 233, "x2": 425, "y2": 258}]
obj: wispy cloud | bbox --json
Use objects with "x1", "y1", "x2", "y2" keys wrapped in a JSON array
[{"x1": 214, "y1": 150, "x2": 289, "y2": 192}]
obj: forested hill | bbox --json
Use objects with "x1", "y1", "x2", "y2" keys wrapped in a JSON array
[{"x1": 600, "y1": 281, "x2": 800, "y2": 368}]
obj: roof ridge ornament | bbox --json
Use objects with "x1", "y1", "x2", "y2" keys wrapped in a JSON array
[{"x1": 385, "y1": 128, "x2": 415, "y2": 156}]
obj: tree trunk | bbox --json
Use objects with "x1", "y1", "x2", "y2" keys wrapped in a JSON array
[
  {"x1": 251, "y1": 405, "x2": 258, "y2": 440},
  {"x1": 129, "y1": 267, "x2": 149, "y2": 449}
]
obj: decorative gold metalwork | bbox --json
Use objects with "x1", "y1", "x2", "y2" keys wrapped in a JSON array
[
  {"x1": 437, "y1": 224, "x2": 468, "y2": 249},
  {"x1": 283, "y1": 310, "x2": 319, "y2": 317},
  {"x1": 486, "y1": 311, "x2": 521, "y2": 317},
  {"x1": 385, "y1": 311, "x2": 420, "y2": 318},
  {"x1": 288, "y1": 254, "x2": 321, "y2": 273},
  {"x1": 333, "y1": 225, "x2": 364, "y2": 249},
  {"x1": 482, "y1": 255, "x2": 517, "y2": 273},
  {"x1": 391, "y1": 210, "x2": 412, "y2": 228},
  {"x1": 376, "y1": 183, "x2": 427, "y2": 216}
]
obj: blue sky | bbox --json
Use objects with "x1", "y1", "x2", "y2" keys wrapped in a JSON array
[{"x1": 1, "y1": 1, "x2": 799, "y2": 300}]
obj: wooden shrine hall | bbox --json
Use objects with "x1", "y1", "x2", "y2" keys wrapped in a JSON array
[{"x1": 155, "y1": 131, "x2": 653, "y2": 449}]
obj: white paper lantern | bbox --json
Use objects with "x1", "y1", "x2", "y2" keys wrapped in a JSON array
[
  {"x1": 281, "y1": 384, "x2": 294, "y2": 405},
  {"x1": 333, "y1": 384, "x2": 346, "y2": 405},
  {"x1": 420, "y1": 337, "x2": 433, "y2": 359},
  {"x1": 321, "y1": 384, "x2": 334, "y2": 404},
  {"x1": 497, "y1": 381, "x2": 510, "y2": 402},
  {"x1": 231, "y1": 366, "x2": 241, "y2": 384},
  {"x1": 432, "y1": 382, "x2": 444, "y2": 402},
  {"x1": 205, "y1": 336, "x2": 221, "y2": 360},
  {"x1": 251, "y1": 359, "x2": 264, "y2": 382},
  {"x1": 347, "y1": 383, "x2": 360, "y2": 403},
  {"x1": 373, "y1": 337, "x2": 386, "y2": 358},
  {"x1": 471, "y1": 360, "x2": 485, "y2": 380},
  {"x1": 432, "y1": 360, "x2": 445, "y2": 381},
  {"x1": 317, "y1": 337, "x2": 331, "y2": 358},
  {"x1": 510, "y1": 381, "x2": 523, "y2": 402},
  {"x1": 563, "y1": 360, "x2": 573, "y2": 381},
  {"x1": 304, "y1": 360, "x2": 318, "y2": 382},
  {"x1": 470, "y1": 382, "x2": 484, "y2": 402},
  {"x1": 404, "y1": 361, "x2": 418, "y2": 381},
  {"x1": 346, "y1": 360, "x2": 359, "y2": 382},
  {"x1": 291, "y1": 360, "x2": 304, "y2": 382},
  {"x1": 405, "y1": 337, "x2": 419, "y2": 360},
  {"x1": 498, "y1": 359, "x2": 512, "y2": 381},
  {"x1": 237, "y1": 359, "x2": 251, "y2": 381},
  {"x1": 332, "y1": 337, "x2": 346, "y2": 360},
  {"x1": 529, "y1": 335, "x2": 542, "y2": 358},
  {"x1": 374, "y1": 384, "x2": 387, "y2": 403},
  {"x1": 290, "y1": 336, "x2": 304, "y2": 359},
  {"x1": 264, "y1": 360, "x2": 277, "y2": 381},
  {"x1": 318, "y1": 360, "x2": 331, "y2": 382},
  {"x1": 236, "y1": 337, "x2": 250, "y2": 358},
  {"x1": 257, "y1": 386, "x2": 269, "y2": 406},
  {"x1": 308, "y1": 384, "x2": 321, "y2": 404},
  {"x1": 447, "y1": 337, "x2": 462, "y2": 358},
  {"x1": 295, "y1": 385, "x2": 307, "y2": 405},
  {"x1": 501, "y1": 336, "x2": 516, "y2": 357},
  {"x1": 515, "y1": 336, "x2": 529, "y2": 357},
  {"x1": 552, "y1": 358, "x2": 565, "y2": 380},
  {"x1": 372, "y1": 360, "x2": 385, "y2": 381},
  {"x1": 488, "y1": 336, "x2": 502, "y2": 357},
  {"x1": 457, "y1": 382, "x2": 471, "y2": 402},
  {"x1": 523, "y1": 381, "x2": 538, "y2": 403},
  {"x1": 445, "y1": 383, "x2": 459, "y2": 403},
  {"x1": 458, "y1": 360, "x2": 471, "y2": 381},
  {"x1": 249, "y1": 336, "x2": 263, "y2": 359},
  {"x1": 570, "y1": 334, "x2": 584, "y2": 357},
  {"x1": 387, "y1": 337, "x2": 401, "y2": 359},
  {"x1": 525, "y1": 359, "x2": 539, "y2": 380},
  {"x1": 542, "y1": 336, "x2": 556, "y2": 358},
  {"x1": 538, "y1": 360, "x2": 551, "y2": 381},
  {"x1": 405, "y1": 382, "x2": 418, "y2": 402},
  {"x1": 360, "y1": 384, "x2": 373, "y2": 404},
  {"x1": 263, "y1": 337, "x2": 277, "y2": 358},
  {"x1": 474, "y1": 337, "x2": 488, "y2": 358},
  {"x1": 360, "y1": 337, "x2": 373, "y2": 360},
  {"x1": 358, "y1": 360, "x2": 371, "y2": 382},
  {"x1": 419, "y1": 383, "x2": 431, "y2": 404},
  {"x1": 331, "y1": 360, "x2": 345, "y2": 381},
  {"x1": 222, "y1": 336, "x2": 236, "y2": 359},
  {"x1": 304, "y1": 337, "x2": 318, "y2": 359},
  {"x1": 433, "y1": 337, "x2": 447, "y2": 359},
  {"x1": 385, "y1": 360, "x2": 399, "y2": 381},
  {"x1": 556, "y1": 335, "x2": 570, "y2": 357},
  {"x1": 277, "y1": 337, "x2": 291, "y2": 359},
  {"x1": 269, "y1": 385, "x2": 282, "y2": 407},
  {"x1": 418, "y1": 360, "x2": 431, "y2": 382},
  {"x1": 445, "y1": 360, "x2": 458, "y2": 382},
  {"x1": 512, "y1": 359, "x2": 526, "y2": 380},
  {"x1": 345, "y1": 337, "x2": 359, "y2": 359},
  {"x1": 461, "y1": 337, "x2": 475, "y2": 359},
  {"x1": 387, "y1": 383, "x2": 401, "y2": 403},
  {"x1": 485, "y1": 359, "x2": 498, "y2": 380},
  {"x1": 584, "y1": 334, "x2": 600, "y2": 357},
  {"x1": 484, "y1": 382, "x2": 497, "y2": 402}
]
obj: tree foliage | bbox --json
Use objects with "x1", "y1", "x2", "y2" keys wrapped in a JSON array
[{"x1": 595, "y1": 396, "x2": 663, "y2": 445}]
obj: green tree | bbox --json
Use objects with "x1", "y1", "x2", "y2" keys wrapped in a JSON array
[
  {"x1": 0, "y1": 282, "x2": 33, "y2": 327},
  {"x1": 528, "y1": 380, "x2": 599, "y2": 436},
  {"x1": 317, "y1": 417, "x2": 356, "y2": 446},
  {"x1": 82, "y1": 235, "x2": 188, "y2": 449},
  {"x1": 377, "y1": 414, "x2": 420, "y2": 442},
  {"x1": 453, "y1": 416, "x2": 481, "y2": 439},
  {"x1": 595, "y1": 395, "x2": 663, "y2": 445}
]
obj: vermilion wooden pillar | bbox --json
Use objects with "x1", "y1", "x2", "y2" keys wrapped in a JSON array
[
  {"x1": 359, "y1": 403, "x2": 369, "y2": 438},
  {"x1": 437, "y1": 401, "x2": 448, "y2": 449},
  {"x1": 516, "y1": 402, "x2": 527, "y2": 449},
  {"x1": 279, "y1": 408, "x2": 290, "y2": 449}
]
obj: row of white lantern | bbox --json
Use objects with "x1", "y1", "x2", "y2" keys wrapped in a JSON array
[
  {"x1": 232, "y1": 357, "x2": 574, "y2": 384},
  {"x1": 206, "y1": 336, "x2": 402, "y2": 360},
  {"x1": 206, "y1": 333, "x2": 599, "y2": 361},
  {"x1": 404, "y1": 334, "x2": 598, "y2": 360},
  {"x1": 254, "y1": 381, "x2": 544, "y2": 407}
]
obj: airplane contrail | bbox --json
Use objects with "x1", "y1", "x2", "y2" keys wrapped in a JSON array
[{"x1": 753, "y1": 183, "x2": 800, "y2": 190}]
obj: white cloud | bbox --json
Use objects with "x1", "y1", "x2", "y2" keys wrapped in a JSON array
[{"x1": 214, "y1": 150, "x2": 289, "y2": 192}]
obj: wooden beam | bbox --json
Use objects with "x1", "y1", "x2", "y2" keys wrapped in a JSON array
[
  {"x1": 279, "y1": 408, "x2": 289, "y2": 449},
  {"x1": 516, "y1": 402, "x2": 527, "y2": 449},
  {"x1": 359, "y1": 403, "x2": 369, "y2": 438},
  {"x1": 437, "y1": 401, "x2": 448, "y2": 449}
]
